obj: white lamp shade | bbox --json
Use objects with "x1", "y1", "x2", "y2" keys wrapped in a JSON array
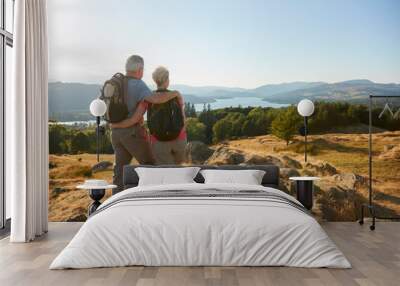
[
  {"x1": 89, "y1": 99, "x2": 107, "y2": 117},
  {"x1": 297, "y1": 99, "x2": 315, "y2": 117}
]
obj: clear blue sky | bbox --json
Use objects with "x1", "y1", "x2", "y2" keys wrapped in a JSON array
[{"x1": 48, "y1": 0, "x2": 400, "y2": 88}]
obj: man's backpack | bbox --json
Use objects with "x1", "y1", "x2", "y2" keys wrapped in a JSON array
[
  {"x1": 100, "y1": 73, "x2": 129, "y2": 123},
  {"x1": 147, "y1": 92, "x2": 184, "y2": 141}
]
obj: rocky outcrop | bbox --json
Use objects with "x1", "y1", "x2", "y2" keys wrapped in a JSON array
[
  {"x1": 66, "y1": 214, "x2": 87, "y2": 222},
  {"x1": 379, "y1": 145, "x2": 400, "y2": 160},
  {"x1": 333, "y1": 173, "x2": 366, "y2": 190},
  {"x1": 49, "y1": 162, "x2": 58, "y2": 169},
  {"x1": 279, "y1": 168, "x2": 301, "y2": 196},
  {"x1": 206, "y1": 147, "x2": 245, "y2": 165},
  {"x1": 281, "y1": 155, "x2": 302, "y2": 169},
  {"x1": 51, "y1": 187, "x2": 69, "y2": 198},
  {"x1": 280, "y1": 168, "x2": 301, "y2": 179},
  {"x1": 205, "y1": 146, "x2": 304, "y2": 169},
  {"x1": 243, "y1": 154, "x2": 283, "y2": 166},
  {"x1": 305, "y1": 162, "x2": 338, "y2": 176},
  {"x1": 65, "y1": 207, "x2": 87, "y2": 222},
  {"x1": 187, "y1": 141, "x2": 214, "y2": 164},
  {"x1": 316, "y1": 186, "x2": 364, "y2": 221},
  {"x1": 383, "y1": 144, "x2": 395, "y2": 152},
  {"x1": 92, "y1": 161, "x2": 113, "y2": 172}
]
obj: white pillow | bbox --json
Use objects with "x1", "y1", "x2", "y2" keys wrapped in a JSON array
[
  {"x1": 135, "y1": 167, "x2": 201, "y2": 186},
  {"x1": 200, "y1": 169, "x2": 266, "y2": 185}
]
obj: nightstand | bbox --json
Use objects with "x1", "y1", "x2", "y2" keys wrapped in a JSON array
[
  {"x1": 77, "y1": 180, "x2": 117, "y2": 216},
  {"x1": 289, "y1": 177, "x2": 320, "y2": 210}
]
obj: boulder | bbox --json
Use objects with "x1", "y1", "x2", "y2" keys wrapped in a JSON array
[
  {"x1": 243, "y1": 154, "x2": 282, "y2": 166},
  {"x1": 379, "y1": 145, "x2": 400, "y2": 160},
  {"x1": 92, "y1": 161, "x2": 113, "y2": 172},
  {"x1": 326, "y1": 187, "x2": 347, "y2": 201},
  {"x1": 187, "y1": 141, "x2": 214, "y2": 164},
  {"x1": 52, "y1": 187, "x2": 68, "y2": 196},
  {"x1": 280, "y1": 168, "x2": 301, "y2": 179},
  {"x1": 66, "y1": 214, "x2": 87, "y2": 222},
  {"x1": 281, "y1": 155, "x2": 302, "y2": 169},
  {"x1": 320, "y1": 163, "x2": 338, "y2": 176},
  {"x1": 333, "y1": 173, "x2": 366, "y2": 189},
  {"x1": 383, "y1": 144, "x2": 395, "y2": 152},
  {"x1": 259, "y1": 138, "x2": 274, "y2": 145},
  {"x1": 278, "y1": 169, "x2": 300, "y2": 196},
  {"x1": 302, "y1": 169, "x2": 316, "y2": 177},
  {"x1": 206, "y1": 147, "x2": 245, "y2": 165},
  {"x1": 305, "y1": 162, "x2": 337, "y2": 176},
  {"x1": 49, "y1": 162, "x2": 57, "y2": 169}
]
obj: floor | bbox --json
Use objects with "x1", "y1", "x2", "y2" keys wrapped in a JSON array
[
  {"x1": 0, "y1": 222, "x2": 399, "y2": 286},
  {"x1": 0, "y1": 219, "x2": 11, "y2": 239}
]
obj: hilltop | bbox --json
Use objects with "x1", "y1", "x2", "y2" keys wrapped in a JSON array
[{"x1": 261, "y1": 80, "x2": 400, "y2": 103}]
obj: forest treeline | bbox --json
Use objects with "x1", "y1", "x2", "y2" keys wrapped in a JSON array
[{"x1": 49, "y1": 102, "x2": 400, "y2": 154}]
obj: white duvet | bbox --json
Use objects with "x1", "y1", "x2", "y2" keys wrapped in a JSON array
[{"x1": 50, "y1": 183, "x2": 351, "y2": 269}]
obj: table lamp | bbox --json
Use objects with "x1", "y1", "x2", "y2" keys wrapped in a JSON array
[
  {"x1": 89, "y1": 99, "x2": 107, "y2": 162},
  {"x1": 297, "y1": 99, "x2": 315, "y2": 162}
]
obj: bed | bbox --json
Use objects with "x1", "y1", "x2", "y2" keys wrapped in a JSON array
[{"x1": 50, "y1": 165, "x2": 351, "y2": 269}]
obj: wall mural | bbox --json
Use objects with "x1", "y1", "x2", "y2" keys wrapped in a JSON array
[{"x1": 47, "y1": 0, "x2": 400, "y2": 222}]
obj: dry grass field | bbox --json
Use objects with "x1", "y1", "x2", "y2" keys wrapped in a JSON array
[
  {"x1": 49, "y1": 131, "x2": 400, "y2": 222},
  {"x1": 49, "y1": 154, "x2": 114, "y2": 221},
  {"x1": 229, "y1": 132, "x2": 400, "y2": 181}
]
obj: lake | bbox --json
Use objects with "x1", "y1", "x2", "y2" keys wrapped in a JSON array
[
  {"x1": 194, "y1": 97, "x2": 288, "y2": 111},
  {"x1": 50, "y1": 120, "x2": 97, "y2": 127}
]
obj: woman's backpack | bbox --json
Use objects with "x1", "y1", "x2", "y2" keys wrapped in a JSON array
[
  {"x1": 100, "y1": 73, "x2": 129, "y2": 123},
  {"x1": 147, "y1": 93, "x2": 184, "y2": 141}
]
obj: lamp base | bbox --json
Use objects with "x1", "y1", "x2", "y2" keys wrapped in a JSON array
[{"x1": 88, "y1": 189, "x2": 105, "y2": 216}]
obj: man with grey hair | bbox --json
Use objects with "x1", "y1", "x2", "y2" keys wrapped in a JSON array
[{"x1": 110, "y1": 55, "x2": 180, "y2": 193}]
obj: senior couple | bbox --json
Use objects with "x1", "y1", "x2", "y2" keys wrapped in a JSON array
[{"x1": 111, "y1": 55, "x2": 187, "y2": 193}]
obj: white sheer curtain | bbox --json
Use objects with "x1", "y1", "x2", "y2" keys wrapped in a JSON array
[{"x1": 8, "y1": 0, "x2": 48, "y2": 242}]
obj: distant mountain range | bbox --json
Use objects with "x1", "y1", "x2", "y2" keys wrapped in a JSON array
[
  {"x1": 259, "y1": 80, "x2": 400, "y2": 103},
  {"x1": 49, "y1": 80, "x2": 400, "y2": 121},
  {"x1": 172, "y1": 80, "x2": 400, "y2": 103},
  {"x1": 48, "y1": 82, "x2": 215, "y2": 121}
]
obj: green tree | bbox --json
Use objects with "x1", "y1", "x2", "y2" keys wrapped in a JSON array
[
  {"x1": 70, "y1": 132, "x2": 91, "y2": 154},
  {"x1": 184, "y1": 102, "x2": 197, "y2": 118},
  {"x1": 212, "y1": 118, "x2": 233, "y2": 142},
  {"x1": 84, "y1": 126, "x2": 114, "y2": 154},
  {"x1": 225, "y1": 112, "x2": 246, "y2": 137},
  {"x1": 346, "y1": 104, "x2": 362, "y2": 124},
  {"x1": 242, "y1": 107, "x2": 270, "y2": 136},
  {"x1": 49, "y1": 124, "x2": 70, "y2": 154},
  {"x1": 186, "y1": 118, "x2": 207, "y2": 142},
  {"x1": 198, "y1": 107, "x2": 217, "y2": 144},
  {"x1": 191, "y1": 103, "x2": 197, "y2": 117},
  {"x1": 271, "y1": 107, "x2": 300, "y2": 145},
  {"x1": 212, "y1": 112, "x2": 246, "y2": 142}
]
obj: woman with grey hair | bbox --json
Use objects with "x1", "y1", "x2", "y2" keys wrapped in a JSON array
[{"x1": 111, "y1": 66, "x2": 187, "y2": 165}]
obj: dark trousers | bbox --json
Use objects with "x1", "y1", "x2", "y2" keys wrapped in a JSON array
[{"x1": 111, "y1": 126, "x2": 154, "y2": 194}]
